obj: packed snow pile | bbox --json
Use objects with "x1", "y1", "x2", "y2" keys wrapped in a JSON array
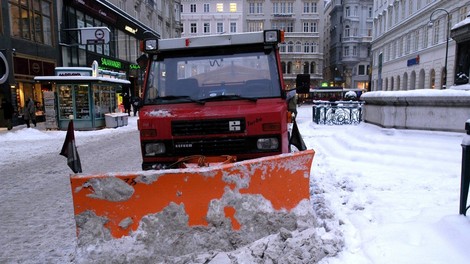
[{"x1": 74, "y1": 183, "x2": 344, "y2": 263}]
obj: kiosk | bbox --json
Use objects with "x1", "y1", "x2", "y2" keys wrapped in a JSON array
[{"x1": 34, "y1": 64, "x2": 130, "y2": 130}]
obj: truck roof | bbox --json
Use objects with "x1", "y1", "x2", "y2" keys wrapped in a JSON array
[{"x1": 158, "y1": 31, "x2": 274, "y2": 51}]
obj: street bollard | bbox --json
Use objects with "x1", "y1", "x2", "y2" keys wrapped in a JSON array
[{"x1": 460, "y1": 119, "x2": 470, "y2": 215}]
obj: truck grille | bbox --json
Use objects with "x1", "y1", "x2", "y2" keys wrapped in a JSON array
[
  {"x1": 172, "y1": 118, "x2": 246, "y2": 136},
  {"x1": 172, "y1": 137, "x2": 250, "y2": 156}
]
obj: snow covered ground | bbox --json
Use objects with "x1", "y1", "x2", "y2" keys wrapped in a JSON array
[{"x1": 1, "y1": 105, "x2": 470, "y2": 263}]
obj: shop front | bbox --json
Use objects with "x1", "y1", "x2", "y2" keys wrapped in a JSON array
[{"x1": 35, "y1": 66, "x2": 130, "y2": 130}]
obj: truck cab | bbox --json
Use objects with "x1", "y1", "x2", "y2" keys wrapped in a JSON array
[{"x1": 138, "y1": 30, "x2": 291, "y2": 170}]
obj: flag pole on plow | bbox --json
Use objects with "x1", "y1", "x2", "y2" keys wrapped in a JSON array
[{"x1": 60, "y1": 120, "x2": 82, "y2": 173}]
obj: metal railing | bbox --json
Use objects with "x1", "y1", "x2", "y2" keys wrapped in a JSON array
[{"x1": 312, "y1": 100, "x2": 364, "y2": 125}]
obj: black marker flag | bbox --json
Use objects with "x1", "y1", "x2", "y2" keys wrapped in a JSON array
[
  {"x1": 60, "y1": 120, "x2": 82, "y2": 173},
  {"x1": 289, "y1": 120, "x2": 307, "y2": 151}
]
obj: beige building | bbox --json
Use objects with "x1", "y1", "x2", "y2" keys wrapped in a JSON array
[
  {"x1": 180, "y1": 0, "x2": 325, "y2": 89},
  {"x1": 371, "y1": 0, "x2": 470, "y2": 91}
]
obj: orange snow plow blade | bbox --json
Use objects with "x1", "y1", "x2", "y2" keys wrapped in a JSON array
[{"x1": 70, "y1": 150, "x2": 314, "y2": 239}]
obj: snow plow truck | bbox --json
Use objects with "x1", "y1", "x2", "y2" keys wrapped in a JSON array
[{"x1": 70, "y1": 30, "x2": 315, "y2": 240}]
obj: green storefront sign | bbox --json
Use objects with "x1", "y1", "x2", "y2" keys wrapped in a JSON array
[{"x1": 101, "y1": 58, "x2": 122, "y2": 70}]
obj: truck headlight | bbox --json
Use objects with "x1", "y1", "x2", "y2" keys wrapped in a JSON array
[
  {"x1": 145, "y1": 142, "x2": 166, "y2": 156},
  {"x1": 257, "y1": 138, "x2": 279, "y2": 150}
]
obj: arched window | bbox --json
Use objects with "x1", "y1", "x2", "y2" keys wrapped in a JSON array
[
  {"x1": 295, "y1": 41, "x2": 302, "y2": 53},
  {"x1": 287, "y1": 41, "x2": 294, "y2": 52},
  {"x1": 430, "y1": 69, "x2": 436, "y2": 89},
  {"x1": 310, "y1": 62, "x2": 316, "y2": 74},
  {"x1": 303, "y1": 62, "x2": 309, "y2": 74},
  {"x1": 279, "y1": 42, "x2": 286, "y2": 53},
  {"x1": 403, "y1": 72, "x2": 408, "y2": 90},
  {"x1": 287, "y1": 61, "x2": 292, "y2": 73},
  {"x1": 345, "y1": 25, "x2": 350, "y2": 37},
  {"x1": 281, "y1": 61, "x2": 286, "y2": 74}
]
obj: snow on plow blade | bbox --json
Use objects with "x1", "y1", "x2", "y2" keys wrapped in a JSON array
[{"x1": 70, "y1": 150, "x2": 314, "y2": 239}]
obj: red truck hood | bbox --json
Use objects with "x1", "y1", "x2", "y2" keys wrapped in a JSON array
[{"x1": 138, "y1": 98, "x2": 287, "y2": 134}]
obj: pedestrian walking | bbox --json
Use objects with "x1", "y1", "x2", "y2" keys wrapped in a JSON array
[
  {"x1": 1, "y1": 98, "x2": 14, "y2": 130},
  {"x1": 132, "y1": 96, "x2": 142, "y2": 116},
  {"x1": 123, "y1": 93, "x2": 131, "y2": 116},
  {"x1": 24, "y1": 98, "x2": 36, "y2": 128}
]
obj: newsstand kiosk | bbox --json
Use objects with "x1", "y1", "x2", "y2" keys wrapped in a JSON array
[{"x1": 34, "y1": 63, "x2": 130, "y2": 130}]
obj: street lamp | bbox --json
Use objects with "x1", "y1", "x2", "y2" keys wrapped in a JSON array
[{"x1": 429, "y1": 8, "x2": 450, "y2": 89}]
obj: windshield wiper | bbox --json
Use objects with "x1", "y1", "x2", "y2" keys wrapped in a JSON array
[
  {"x1": 200, "y1": 95, "x2": 258, "y2": 102},
  {"x1": 154, "y1": 96, "x2": 205, "y2": 105}
]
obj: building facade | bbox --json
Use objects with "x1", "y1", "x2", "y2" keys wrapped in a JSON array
[
  {"x1": 180, "y1": 0, "x2": 325, "y2": 89},
  {"x1": 0, "y1": 0, "x2": 60, "y2": 127},
  {"x1": 0, "y1": 0, "x2": 182, "y2": 129},
  {"x1": 324, "y1": 0, "x2": 374, "y2": 90},
  {"x1": 370, "y1": 0, "x2": 470, "y2": 91},
  {"x1": 180, "y1": 0, "x2": 244, "y2": 37}
]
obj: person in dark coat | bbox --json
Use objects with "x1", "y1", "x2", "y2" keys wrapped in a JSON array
[
  {"x1": 123, "y1": 93, "x2": 131, "y2": 116},
  {"x1": 24, "y1": 98, "x2": 36, "y2": 128},
  {"x1": 1, "y1": 98, "x2": 14, "y2": 130},
  {"x1": 132, "y1": 96, "x2": 142, "y2": 116}
]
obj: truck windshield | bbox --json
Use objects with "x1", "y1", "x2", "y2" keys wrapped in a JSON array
[{"x1": 143, "y1": 49, "x2": 282, "y2": 104}]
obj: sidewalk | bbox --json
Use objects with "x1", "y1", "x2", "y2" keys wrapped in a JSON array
[{"x1": 0, "y1": 121, "x2": 48, "y2": 133}]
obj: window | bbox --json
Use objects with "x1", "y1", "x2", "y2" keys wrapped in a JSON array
[
  {"x1": 303, "y1": 42, "x2": 309, "y2": 53},
  {"x1": 295, "y1": 41, "x2": 301, "y2": 53},
  {"x1": 303, "y1": 1, "x2": 317, "y2": 13},
  {"x1": 303, "y1": 62, "x2": 309, "y2": 74},
  {"x1": 204, "y1": 22, "x2": 210, "y2": 34},
  {"x1": 460, "y1": 6, "x2": 468, "y2": 21},
  {"x1": 358, "y1": 65, "x2": 366, "y2": 75},
  {"x1": 190, "y1": 4, "x2": 196, "y2": 12},
  {"x1": 190, "y1": 23, "x2": 197, "y2": 34},
  {"x1": 344, "y1": 46, "x2": 350, "y2": 57},
  {"x1": 303, "y1": 22, "x2": 309, "y2": 32},
  {"x1": 310, "y1": 62, "x2": 315, "y2": 74},
  {"x1": 353, "y1": 46, "x2": 357, "y2": 56},
  {"x1": 414, "y1": 30, "x2": 419, "y2": 51},
  {"x1": 230, "y1": 22, "x2": 236, "y2": 33},
  {"x1": 217, "y1": 22, "x2": 223, "y2": 33},
  {"x1": 216, "y1": 3, "x2": 223, "y2": 12},
  {"x1": 280, "y1": 42, "x2": 286, "y2": 53},
  {"x1": 273, "y1": 2, "x2": 279, "y2": 13},
  {"x1": 405, "y1": 33, "x2": 411, "y2": 54},
  {"x1": 311, "y1": 22, "x2": 317, "y2": 32},
  {"x1": 256, "y1": 3, "x2": 263, "y2": 13},
  {"x1": 9, "y1": 0, "x2": 53, "y2": 45},
  {"x1": 230, "y1": 3, "x2": 237, "y2": 12},
  {"x1": 345, "y1": 25, "x2": 350, "y2": 37},
  {"x1": 287, "y1": 2, "x2": 293, "y2": 13},
  {"x1": 312, "y1": 42, "x2": 318, "y2": 53},
  {"x1": 287, "y1": 41, "x2": 294, "y2": 52},
  {"x1": 423, "y1": 25, "x2": 428, "y2": 48},
  {"x1": 432, "y1": 19, "x2": 440, "y2": 45},
  {"x1": 368, "y1": 7, "x2": 373, "y2": 18},
  {"x1": 204, "y1": 3, "x2": 209, "y2": 12},
  {"x1": 249, "y1": 3, "x2": 255, "y2": 13},
  {"x1": 345, "y1": 6, "x2": 350, "y2": 17},
  {"x1": 247, "y1": 21, "x2": 263, "y2": 32}
]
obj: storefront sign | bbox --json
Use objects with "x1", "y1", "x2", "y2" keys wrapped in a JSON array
[
  {"x1": 130, "y1": 64, "x2": 140, "y2": 70},
  {"x1": 125, "y1": 26, "x2": 138, "y2": 35},
  {"x1": 101, "y1": 58, "x2": 122, "y2": 70},
  {"x1": 56, "y1": 68, "x2": 92, "y2": 76},
  {"x1": 407, "y1": 55, "x2": 420, "y2": 67}
]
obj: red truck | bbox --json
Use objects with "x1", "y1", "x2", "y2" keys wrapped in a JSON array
[{"x1": 138, "y1": 30, "x2": 303, "y2": 170}]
